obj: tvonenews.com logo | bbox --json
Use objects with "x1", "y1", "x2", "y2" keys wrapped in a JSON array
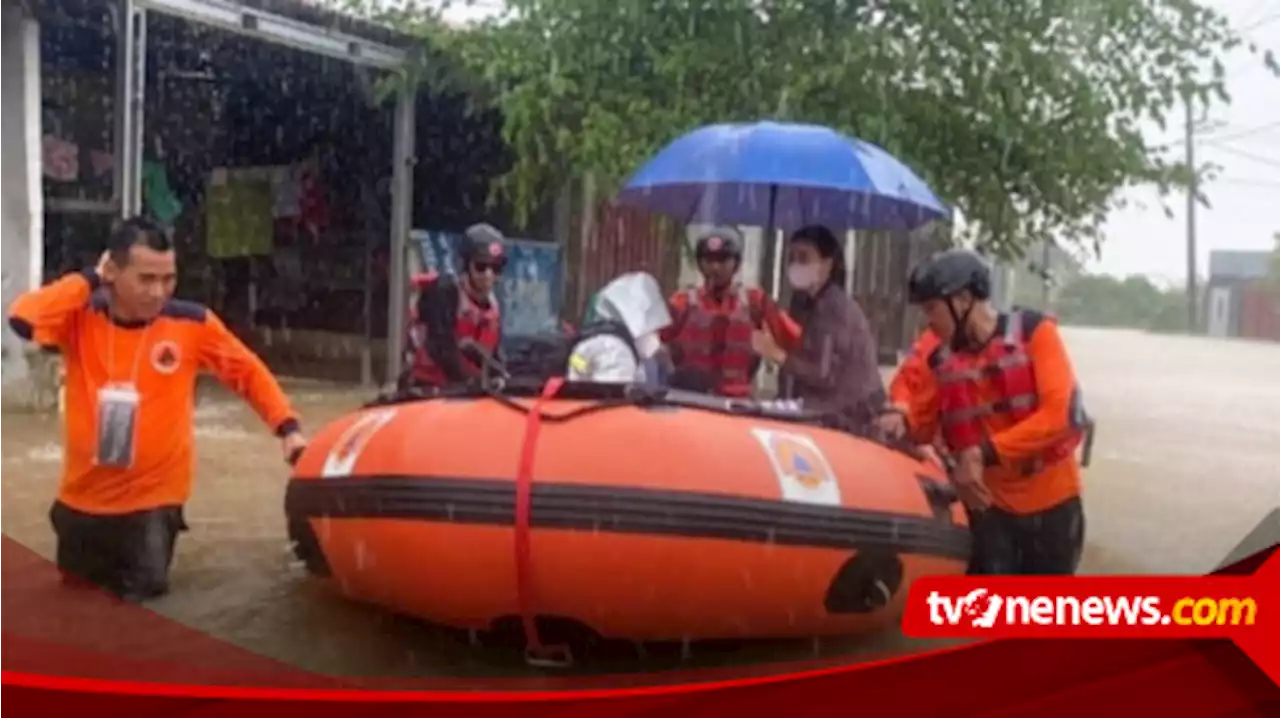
[
  {"x1": 900, "y1": 561, "x2": 1275, "y2": 674},
  {"x1": 925, "y1": 589, "x2": 1258, "y2": 629}
]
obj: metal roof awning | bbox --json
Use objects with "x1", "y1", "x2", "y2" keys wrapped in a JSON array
[
  {"x1": 99, "y1": 0, "x2": 419, "y2": 384},
  {"x1": 135, "y1": 0, "x2": 412, "y2": 69}
]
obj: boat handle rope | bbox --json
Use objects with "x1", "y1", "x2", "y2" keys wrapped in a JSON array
[
  {"x1": 513, "y1": 376, "x2": 574, "y2": 669},
  {"x1": 374, "y1": 363, "x2": 938, "y2": 467},
  {"x1": 383, "y1": 380, "x2": 937, "y2": 468}
]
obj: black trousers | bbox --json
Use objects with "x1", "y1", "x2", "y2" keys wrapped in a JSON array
[
  {"x1": 49, "y1": 500, "x2": 188, "y2": 602},
  {"x1": 966, "y1": 496, "x2": 1085, "y2": 576}
]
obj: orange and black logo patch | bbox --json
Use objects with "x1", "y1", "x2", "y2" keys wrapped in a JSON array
[{"x1": 150, "y1": 340, "x2": 182, "y2": 375}]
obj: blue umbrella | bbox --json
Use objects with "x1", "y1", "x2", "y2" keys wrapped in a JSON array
[{"x1": 616, "y1": 121, "x2": 950, "y2": 234}]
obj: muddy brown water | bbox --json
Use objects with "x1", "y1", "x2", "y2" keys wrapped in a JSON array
[{"x1": 3, "y1": 327, "x2": 1278, "y2": 680}]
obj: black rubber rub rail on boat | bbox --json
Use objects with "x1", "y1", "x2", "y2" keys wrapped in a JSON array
[{"x1": 284, "y1": 476, "x2": 972, "y2": 577}]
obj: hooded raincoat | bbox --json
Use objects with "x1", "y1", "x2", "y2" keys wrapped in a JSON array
[{"x1": 567, "y1": 272, "x2": 672, "y2": 384}]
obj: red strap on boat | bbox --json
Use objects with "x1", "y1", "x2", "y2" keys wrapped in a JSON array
[{"x1": 514, "y1": 377, "x2": 565, "y2": 659}]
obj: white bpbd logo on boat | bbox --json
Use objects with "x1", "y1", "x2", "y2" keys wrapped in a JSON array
[
  {"x1": 750, "y1": 428, "x2": 842, "y2": 506},
  {"x1": 321, "y1": 408, "x2": 398, "y2": 478}
]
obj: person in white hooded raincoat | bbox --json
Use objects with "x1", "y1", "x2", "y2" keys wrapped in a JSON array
[{"x1": 567, "y1": 272, "x2": 672, "y2": 384}]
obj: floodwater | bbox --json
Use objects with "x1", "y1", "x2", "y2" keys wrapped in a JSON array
[{"x1": 3, "y1": 326, "x2": 1279, "y2": 680}]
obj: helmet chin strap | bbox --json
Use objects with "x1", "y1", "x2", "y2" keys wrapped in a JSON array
[{"x1": 945, "y1": 297, "x2": 976, "y2": 352}]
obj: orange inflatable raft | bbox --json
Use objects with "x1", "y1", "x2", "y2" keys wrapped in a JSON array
[{"x1": 285, "y1": 380, "x2": 970, "y2": 653}]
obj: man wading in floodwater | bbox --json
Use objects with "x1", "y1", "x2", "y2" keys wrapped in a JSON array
[
  {"x1": 7, "y1": 217, "x2": 306, "y2": 602},
  {"x1": 901, "y1": 248, "x2": 1092, "y2": 576}
]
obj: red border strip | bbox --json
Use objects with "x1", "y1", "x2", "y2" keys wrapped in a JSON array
[{"x1": 0, "y1": 639, "x2": 986, "y2": 702}]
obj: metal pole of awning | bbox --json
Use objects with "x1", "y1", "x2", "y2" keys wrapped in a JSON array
[
  {"x1": 114, "y1": 0, "x2": 147, "y2": 219},
  {"x1": 384, "y1": 85, "x2": 416, "y2": 386}
]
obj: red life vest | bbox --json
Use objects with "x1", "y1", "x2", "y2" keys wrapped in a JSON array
[
  {"x1": 407, "y1": 276, "x2": 501, "y2": 387},
  {"x1": 931, "y1": 311, "x2": 1084, "y2": 474},
  {"x1": 668, "y1": 285, "x2": 763, "y2": 398}
]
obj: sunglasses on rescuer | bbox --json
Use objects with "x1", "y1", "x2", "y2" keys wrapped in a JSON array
[{"x1": 470, "y1": 260, "x2": 505, "y2": 275}]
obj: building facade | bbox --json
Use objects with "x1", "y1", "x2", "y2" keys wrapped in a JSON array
[{"x1": 1205, "y1": 249, "x2": 1279, "y2": 342}]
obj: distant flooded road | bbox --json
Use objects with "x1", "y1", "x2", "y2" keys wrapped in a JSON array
[
  {"x1": 3, "y1": 327, "x2": 1278, "y2": 679},
  {"x1": 1060, "y1": 327, "x2": 1280, "y2": 575}
]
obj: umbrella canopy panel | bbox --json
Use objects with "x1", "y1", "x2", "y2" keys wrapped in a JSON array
[{"x1": 618, "y1": 121, "x2": 950, "y2": 234}]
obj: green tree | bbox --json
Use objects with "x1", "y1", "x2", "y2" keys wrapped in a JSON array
[
  {"x1": 1056, "y1": 273, "x2": 1185, "y2": 332},
  {"x1": 343, "y1": 0, "x2": 1276, "y2": 262}
]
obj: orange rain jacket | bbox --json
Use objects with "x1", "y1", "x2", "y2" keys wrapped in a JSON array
[
  {"x1": 903, "y1": 311, "x2": 1083, "y2": 515},
  {"x1": 8, "y1": 268, "x2": 299, "y2": 515}
]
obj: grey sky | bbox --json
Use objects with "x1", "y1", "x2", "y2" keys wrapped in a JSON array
[
  {"x1": 438, "y1": 1, "x2": 1279, "y2": 284},
  {"x1": 1094, "y1": 0, "x2": 1279, "y2": 284}
]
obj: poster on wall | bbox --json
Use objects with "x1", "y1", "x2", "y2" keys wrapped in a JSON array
[
  {"x1": 411, "y1": 229, "x2": 564, "y2": 338},
  {"x1": 206, "y1": 168, "x2": 275, "y2": 258}
]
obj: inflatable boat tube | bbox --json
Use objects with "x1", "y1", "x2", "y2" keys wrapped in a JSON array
[{"x1": 285, "y1": 380, "x2": 970, "y2": 648}]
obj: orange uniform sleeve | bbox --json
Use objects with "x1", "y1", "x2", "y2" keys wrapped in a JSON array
[
  {"x1": 6, "y1": 269, "x2": 98, "y2": 350},
  {"x1": 889, "y1": 331, "x2": 939, "y2": 408},
  {"x1": 988, "y1": 319, "x2": 1078, "y2": 463},
  {"x1": 197, "y1": 311, "x2": 300, "y2": 436},
  {"x1": 755, "y1": 291, "x2": 803, "y2": 351},
  {"x1": 903, "y1": 363, "x2": 942, "y2": 446},
  {"x1": 889, "y1": 354, "x2": 925, "y2": 407}
]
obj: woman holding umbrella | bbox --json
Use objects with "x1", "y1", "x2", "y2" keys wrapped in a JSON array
[
  {"x1": 751, "y1": 225, "x2": 901, "y2": 438},
  {"x1": 615, "y1": 119, "x2": 949, "y2": 436}
]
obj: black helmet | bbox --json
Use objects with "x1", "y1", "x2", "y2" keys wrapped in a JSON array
[
  {"x1": 907, "y1": 249, "x2": 992, "y2": 303},
  {"x1": 460, "y1": 223, "x2": 507, "y2": 267},
  {"x1": 693, "y1": 226, "x2": 743, "y2": 260}
]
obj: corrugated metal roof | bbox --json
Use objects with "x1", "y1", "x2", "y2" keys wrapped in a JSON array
[{"x1": 1208, "y1": 250, "x2": 1271, "y2": 281}]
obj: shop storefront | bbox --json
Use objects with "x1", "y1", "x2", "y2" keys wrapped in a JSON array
[{"x1": 3, "y1": 0, "x2": 427, "y2": 406}]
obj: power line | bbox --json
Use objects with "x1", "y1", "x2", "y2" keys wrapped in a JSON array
[
  {"x1": 1201, "y1": 119, "x2": 1280, "y2": 145},
  {"x1": 1239, "y1": 0, "x2": 1275, "y2": 26},
  {"x1": 1243, "y1": 0, "x2": 1266, "y2": 14},
  {"x1": 1224, "y1": 5, "x2": 1279, "y2": 79},
  {"x1": 1205, "y1": 142, "x2": 1280, "y2": 169},
  {"x1": 1148, "y1": 116, "x2": 1278, "y2": 155},
  {"x1": 1240, "y1": 11, "x2": 1280, "y2": 34},
  {"x1": 1214, "y1": 177, "x2": 1280, "y2": 188}
]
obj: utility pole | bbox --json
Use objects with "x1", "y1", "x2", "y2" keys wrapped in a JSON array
[{"x1": 1184, "y1": 95, "x2": 1199, "y2": 334}]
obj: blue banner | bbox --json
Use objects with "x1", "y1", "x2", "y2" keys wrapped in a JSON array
[{"x1": 411, "y1": 229, "x2": 564, "y2": 338}]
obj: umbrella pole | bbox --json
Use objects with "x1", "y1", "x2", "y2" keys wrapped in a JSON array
[{"x1": 761, "y1": 184, "x2": 780, "y2": 300}]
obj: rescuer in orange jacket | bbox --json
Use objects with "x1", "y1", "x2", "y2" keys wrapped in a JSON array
[
  {"x1": 903, "y1": 248, "x2": 1093, "y2": 576},
  {"x1": 404, "y1": 223, "x2": 507, "y2": 389},
  {"x1": 6, "y1": 217, "x2": 305, "y2": 602},
  {"x1": 661, "y1": 226, "x2": 802, "y2": 397}
]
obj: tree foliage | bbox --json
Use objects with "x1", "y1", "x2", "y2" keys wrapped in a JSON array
[
  {"x1": 1056, "y1": 273, "x2": 1187, "y2": 333},
  {"x1": 342, "y1": 0, "x2": 1277, "y2": 262}
]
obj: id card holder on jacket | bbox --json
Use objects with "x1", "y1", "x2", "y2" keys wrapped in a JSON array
[{"x1": 95, "y1": 383, "x2": 140, "y2": 468}]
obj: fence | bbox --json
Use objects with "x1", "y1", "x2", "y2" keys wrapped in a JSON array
[{"x1": 565, "y1": 201, "x2": 683, "y2": 322}]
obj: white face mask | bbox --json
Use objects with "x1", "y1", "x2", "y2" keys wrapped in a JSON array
[
  {"x1": 635, "y1": 333, "x2": 661, "y2": 359},
  {"x1": 787, "y1": 263, "x2": 820, "y2": 290}
]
